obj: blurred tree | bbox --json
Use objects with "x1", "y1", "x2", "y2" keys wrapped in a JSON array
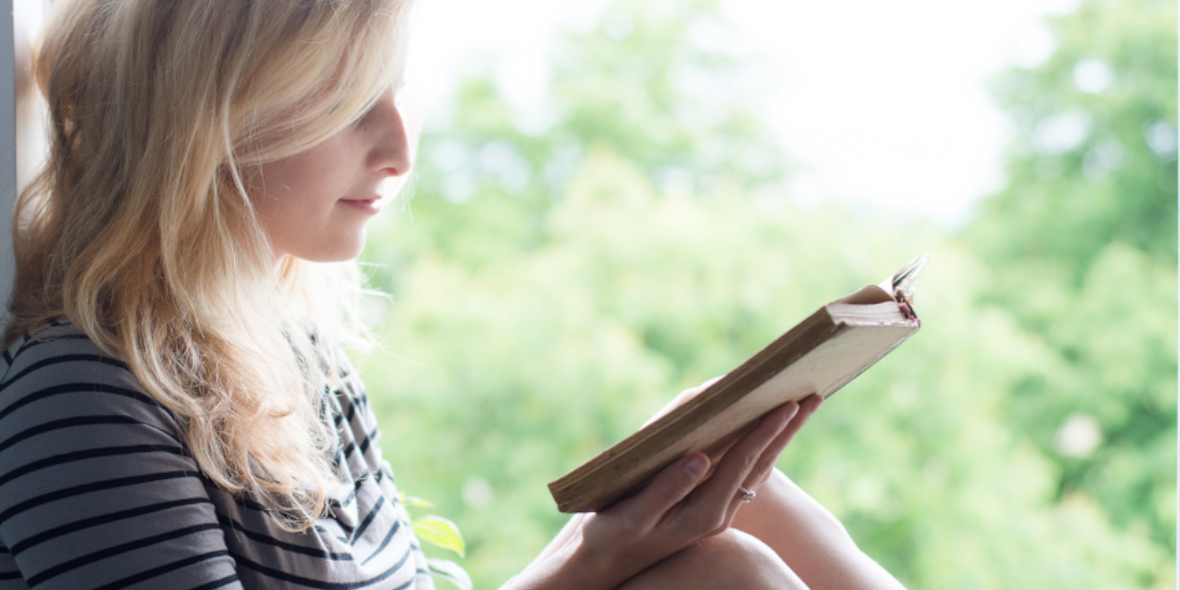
[
  {"x1": 362, "y1": 3, "x2": 798, "y2": 584},
  {"x1": 357, "y1": 0, "x2": 1178, "y2": 588},
  {"x1": 963, "y1": 0, "x2": 1177, "y2": 554},
  {"x1": 365, "y1": 0, "x2": 787, "y2": 286},
  {"x1": 971, "y1": 0, "x2": 1177, "y2": 271}
]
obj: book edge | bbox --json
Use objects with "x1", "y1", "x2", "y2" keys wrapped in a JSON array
[{"x1": 548, "y1": 278, "x2": 924, "y2": 513}]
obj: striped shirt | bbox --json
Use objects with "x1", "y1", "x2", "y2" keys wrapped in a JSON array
[{"x1": 0, "y1": 320, "x2": 433, "y2": 590}]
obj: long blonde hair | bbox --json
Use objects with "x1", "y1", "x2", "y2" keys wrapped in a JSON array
[{"x1": 5, "y1": 0, "x2": 413, "y2": 530}]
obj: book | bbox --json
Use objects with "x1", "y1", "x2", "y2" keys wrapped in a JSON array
[{"x1": 548, "y1": 255, "x2": 930, "y2": 513}]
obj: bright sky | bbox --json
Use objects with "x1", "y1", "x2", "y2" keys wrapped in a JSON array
[{"x1": 412, "y1": 0, "x2": 1081, "y2": 226}]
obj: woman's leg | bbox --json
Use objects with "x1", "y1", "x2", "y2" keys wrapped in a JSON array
[
  {"x1": 731, "y1": 469, "x2": 906, "y2": 590},
  {"x1": 617, "y1": 528, "x2": 810, "y2": 590}
]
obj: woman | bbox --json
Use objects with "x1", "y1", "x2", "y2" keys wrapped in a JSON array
[{"x1": 0, "y1": 0, "x2": 906, "y2": 588}]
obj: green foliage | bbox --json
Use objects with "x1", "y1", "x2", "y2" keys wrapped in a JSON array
[
  {"x1": 964, "y1": 0, "x2": 1178, "y2": 556},
  {"x1": 427, "y1": 558, "x2": 474, "y2": 590},
  {"x1": 971, "y1": 0, "x2": 1177, "y2": 270},
  {"x1": 547, "y1": 0, "x2": 788, "y2": 193},
  {"x1": 400, "y1": 492, "x2": 470, "y2": 588},
  {"x1": 356, "y1": 0, "x2": 1177, "y2": 588},
  {"x1": 412, "y1": 515, "x2": 467, "y2": 558},
  {"x1": 379, "y1": 0, "x2": 787, "y2": 288}
]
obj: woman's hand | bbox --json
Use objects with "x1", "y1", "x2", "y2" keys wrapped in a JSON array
[{"x1": 510, "y1": 394, "x2": 823, "y2": 590}]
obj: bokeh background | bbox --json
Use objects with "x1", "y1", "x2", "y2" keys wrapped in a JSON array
[{"x1": 353, "y1": 0, "x2": 1178, "y2": 587}]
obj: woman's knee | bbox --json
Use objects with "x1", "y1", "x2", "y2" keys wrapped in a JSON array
[{"x1": 619, "y1": 529, "x2": 809, "y2": 590}]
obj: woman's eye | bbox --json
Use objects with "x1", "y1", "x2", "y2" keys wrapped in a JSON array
[{"x1": 352, "y1": 106, "x2": 374, "y2": 127}]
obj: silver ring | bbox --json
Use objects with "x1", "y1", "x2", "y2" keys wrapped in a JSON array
[{"x1": 738, "y1": 485, "x2": 756, "y2": 503}]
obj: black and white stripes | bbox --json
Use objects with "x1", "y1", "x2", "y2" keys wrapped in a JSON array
[{"x1": 0, "y1": 322, "x2": 432, "y2": 589}]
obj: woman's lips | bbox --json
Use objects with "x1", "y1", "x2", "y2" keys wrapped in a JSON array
[{"x1": 340, "y1": 196, "x2": 382, "y2": 214}]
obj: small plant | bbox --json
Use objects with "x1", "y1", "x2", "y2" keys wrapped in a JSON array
[{"x1": 401, "y1": 493, "x2": 471, "y2": 590}]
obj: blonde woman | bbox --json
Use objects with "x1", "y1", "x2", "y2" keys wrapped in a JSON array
[{"x1": 0, "y1": 1, "x2": 906, "y2": 588}]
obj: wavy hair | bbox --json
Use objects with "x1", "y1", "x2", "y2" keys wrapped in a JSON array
[{"x1": 4, "y1": 0, "x2": 414, "y2": 530}]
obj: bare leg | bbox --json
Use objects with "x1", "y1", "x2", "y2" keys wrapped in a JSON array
[
  {"x1": 731, "y1": 469, "x2": 906, "y2": 590},
  {"x1": 617, "y1": 529, "x2": 810, "y2": 590}
]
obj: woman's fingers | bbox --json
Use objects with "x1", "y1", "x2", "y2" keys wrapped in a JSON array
[
  {"x1": 681, "y1": 402, "x2": 799, "y2": 525},
  {"x1": 775, "y1": 394, "x2": 822, "y2": 452},
  {"x1": 602, "y1": 396, "x2": 822, "y2": 535},
  {"x1": 611, "y1": 452, "x2": 712, "y2": 527},
  {"x1": 602, "y1": 398, "x2": 799, "y2": 529},
  {"x1": 743, "y1": 394, "x2": 823, "y2": 490},
  {"x1": 578, "y1": 396, "x2": 824, "y2": 583}
]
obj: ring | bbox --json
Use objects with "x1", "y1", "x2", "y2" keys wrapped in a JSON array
[{"x1": 738, "y1": 485, "x2": 756, "y2": 503}]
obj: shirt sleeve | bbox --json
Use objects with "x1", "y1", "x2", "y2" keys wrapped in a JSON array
[{"x1": 0, "y1": 334, "x2": 243, "y2": 590}]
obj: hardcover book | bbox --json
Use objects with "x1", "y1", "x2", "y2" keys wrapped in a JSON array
[{"x1": 548, "y1": 255, "x2": 929, "y2": 513}]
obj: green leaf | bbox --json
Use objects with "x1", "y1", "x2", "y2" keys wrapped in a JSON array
[
  {"x1": 412, "y1": 515, "x2": 466, "y2": 557},
  {"x1": 398, "y1": 492, "x2": 435, "y2": 509},
  {"x1": 426, "y1": 558, "x2": 472, "y2": 590}
]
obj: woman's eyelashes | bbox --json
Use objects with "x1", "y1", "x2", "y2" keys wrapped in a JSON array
[{"x1": 350, "y1": 105, "x2": 373, "y2": 127}]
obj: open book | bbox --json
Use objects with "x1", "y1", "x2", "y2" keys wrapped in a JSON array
[{"x1": 548, "y1": 255, "x2": 929, "y2": 513}]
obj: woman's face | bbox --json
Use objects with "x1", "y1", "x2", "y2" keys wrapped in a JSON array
[{"x1": 245, "y1": 78, "x2": 414, "y2": 263}]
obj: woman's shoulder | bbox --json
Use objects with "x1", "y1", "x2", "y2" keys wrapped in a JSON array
[
  {"x1": 0, "y1": 318, "x2": 182, "y2": 439},
  {"x1": 3, "y1": 317, "x2": 121, "y2": 367}
]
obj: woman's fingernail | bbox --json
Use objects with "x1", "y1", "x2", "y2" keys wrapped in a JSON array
[{"x1": 682, "y1": 455, "x2": 708, "y2": 480}]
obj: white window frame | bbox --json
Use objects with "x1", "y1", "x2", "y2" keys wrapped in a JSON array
[
  {"x1": 2, "y1": 0, "x2": 51, "y2": 306},
  {"x1": 1, "y1": 1, "x2": 18, "y2": 306}
]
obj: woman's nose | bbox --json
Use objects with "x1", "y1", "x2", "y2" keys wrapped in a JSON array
[{"x1": 365, "y1": 87, "x2": 414, "y2": 178}]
